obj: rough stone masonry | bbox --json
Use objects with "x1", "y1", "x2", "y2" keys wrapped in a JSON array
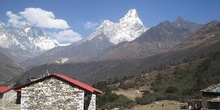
[{"x1": 21, "y1": 78, "x2": 91, "y2": 110}]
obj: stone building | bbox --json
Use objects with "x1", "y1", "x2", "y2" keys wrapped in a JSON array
[
  {"x1": 0, "y1": 86, "x2": 17, "y2": 105},
  {"x1": 0, "y1": 87, "x2": 11, "y2": 99},
  {"x1": 16, "y1": 74, "x2": 103, "y2": 110},
  {"x1": 201, "y1": 83, "x2": 220, "y2": 109}
]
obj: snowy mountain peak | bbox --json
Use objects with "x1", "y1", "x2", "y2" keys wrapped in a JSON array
[
  {"x1": 0, "y1": 21, "x2": 59, "y2": 54},
  {"x1": 128, "y1": 9, "x2": 138, "y2": 16},
  {"x1": 124, "y1": 9, "x2": 138, "y2": 18},
  {"x1": 119, "y1": 9, "x2": 143, "y2": 25},
  {"x1": 97, "y1": 20, "x2": 114, "y2": 30},
  {"x1": 120, "y1": 9, "x2": 138, "y2": 20},
  {"x1": 101, "y1": 20, "x2": 113, "y2": 25},
  {"x1": 87, "y1": 9, "x2": 147, "y2": 45}
]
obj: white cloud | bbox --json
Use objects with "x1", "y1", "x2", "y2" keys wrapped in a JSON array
[
  {"x1": 6, "y1": 8, "x2": 83, "y2": 44},
  {"x1": 6, "y1": 11, "x2": 25, "y2": 27},
  {"x1": 84, "y1": 21, "x2": 99, "y2": 30},
  {"x1": 20, "y1": 8, "x2": 69, "y2": 29},
  {"x1": 6, "y1": 8, "x2": 69, "y2": 29},
  {"x1": 54, "y1": 29, "x2": 82, "y2": 44}
]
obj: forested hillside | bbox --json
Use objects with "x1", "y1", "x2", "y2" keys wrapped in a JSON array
[{"x1": 94, "y1": 51, "x2": 220, "y2": 109}]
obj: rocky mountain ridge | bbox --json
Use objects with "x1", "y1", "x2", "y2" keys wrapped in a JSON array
[
  {"x1": 0, "y1": 22, "x2": 59, "y2": 62},
  {"x1": 21, "y1": 17, "x2": 202, "y2": 68},
  {"x1": 21, "y1": 9, "x2": 147, "y2": 68},
  {"x1": 16, "y1": 20, "x2": 220, "y2": 85},
  {"x1": 96, "y1": 17, "x2": 203, "y2": 60}
]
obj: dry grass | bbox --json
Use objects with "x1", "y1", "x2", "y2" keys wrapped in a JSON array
[
  {"x1": 113, "y1": 89, "x2": 143, "y2": 101},
  {"x1": 129, "y1": 100, "x2": 180, "y2": 110},
  {"x1": 113, "y1": 89, "x2": 181, "y2": 110}
]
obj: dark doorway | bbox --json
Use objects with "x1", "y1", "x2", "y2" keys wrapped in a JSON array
[{"x1": 16, "y1": 92, "x2": 21, "y2": 104}]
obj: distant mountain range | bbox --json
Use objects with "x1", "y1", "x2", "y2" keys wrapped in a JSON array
[
  {"x1": 21, "y1": 17, "x2": 202, "y2": 68},
  {"x1": 0, "y1": 22, "x2": 59, "y2": 62},
  {"x1": 16, "y1": 20, "x2": 220, "y2": 85},
  {"x1": 96, "y1": 17, "x2": 203, "y2": 60},
  {"x1": 20, "y1": 9, "x2": 147, "y2": 68},
  {"x1": 0, "y1": 9, "x2": 220, "y2": 86},
  {"x1": 20, "y1": 10, "x2": 203, "y2": 69}
]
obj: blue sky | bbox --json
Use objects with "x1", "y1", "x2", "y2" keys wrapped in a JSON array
[{"x1": 0, "y1": 0, "x2": 220, "y2": 44}]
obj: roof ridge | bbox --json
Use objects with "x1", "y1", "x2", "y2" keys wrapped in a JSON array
[
  {"x1": 53, "y1": 74, "x2": 103, "y2": 94},
  {"x1": 0, "y1": 86, "x2": 12, "y2": 93},
  {"x1": 15, "y1": 73, "x2": 103, "y2": 94}
]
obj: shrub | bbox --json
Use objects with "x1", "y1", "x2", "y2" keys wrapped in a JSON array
[
  {"x1": 181, "y1": 89, "x2": 194, "y2": 96},
  {"x1": 109, "y1": 95, "x2": 135, "y2": 109},
  {"x1": 99, "y1": 94, "x2": 135, "y2": 109},
  {"x1": 135, "y1": 94, "x2": 156, "y2": 105},
  {"x1": 119, "y1": 82, "x2": 135, "y2": 90},
  {"x1": 135, "y1": 91, "x2": 157, "y2": 105},
  {"x1": 97, "y1": 92, "x2": 119, "y2": 106},
  {"x1": 165, "y1": 86, "x2": 179, "y2": 93}
]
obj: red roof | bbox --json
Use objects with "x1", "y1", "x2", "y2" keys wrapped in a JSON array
[
  {"x1": 0, "y1": 87, "x2": 12, "y2": 93},
  {"x1": 16, "y1": 73, "x2": 103, "y2": 94},
  {"x1": 54, "y1": 74, "x2": 103, "y2": 94},
  {"x1": 15, "y1": 89, "x2": 21, "y2": 92}
]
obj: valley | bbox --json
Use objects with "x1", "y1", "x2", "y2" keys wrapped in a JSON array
[{"x1": 0, "y1": 8, "x2": 220, "y2": 110}]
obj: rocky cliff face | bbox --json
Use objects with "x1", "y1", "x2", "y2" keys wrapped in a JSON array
[{"x1": 97, "y1": 17, "x2": 203, "y2": 60}]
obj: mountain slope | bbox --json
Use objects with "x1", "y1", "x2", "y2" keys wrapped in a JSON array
[
  {"x1": 21, "y1": 9, "x2": 147, "y2": 68},
  {"x1": 0, "y1": 22, "x2": 59, "y2": 62},
  {"x1": 0, "y1": 51, "x2": 23, "y2": 85},
  {"x1": 108, "y1": 50, "x2": 220, "y2": 107},
  {"x1": 17, "y1": 21, "x2": 220, "y2": 85},
  {"x1": 174, "y1": 20, "x2": 220, "y2": 50},
  {"x1": 97, "y1": 17, "x2": 203, "y2": 60}
]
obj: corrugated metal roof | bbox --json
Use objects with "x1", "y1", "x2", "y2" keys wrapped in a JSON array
[
  {"x1": 201, "y1": 83, "x2": 220, "y2": 93},
  {"x1": 0, "y1": 87, "x2": 12, "y2": 93},
  {"x1": 16, "y1": 73, "x2": 103, "y2": 94}
]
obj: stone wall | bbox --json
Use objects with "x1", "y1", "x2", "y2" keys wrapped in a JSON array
[
  {"x1": 0, "y1": 90, "x2": 17, "y2": 105},
  {"x1": 88, "y1": 94, "x2": 96, "y2": 110},
  {"x1": 21, "y1": 78, "x2": 85, "y2": 110}
]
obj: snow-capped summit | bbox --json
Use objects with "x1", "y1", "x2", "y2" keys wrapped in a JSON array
[
  {"x1": 119, "y1": 9, "x2": 142, "y2": 24},
  {"x1": 86, "y1": 9, "x2": 147, "y2": 45},
  {"x1": 0, "y1": 22, "x2": 59, "y2": 55},
  {"x1": 101, "y1": 20, "x2": 114, "y2": 26}
]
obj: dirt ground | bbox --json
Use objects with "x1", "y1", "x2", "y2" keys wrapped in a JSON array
[
  {"x1": 113, "y1": 89, "x2": 143, "y2": 101},
  {"x1": 129, "y1": 100, "x2": 181, "y2": 110},
  {"x1": 113, "y1": 89, "x2": 182, "y2": 110},
  {"x1": 0, "y1": 104, "x2": 20, "y2": 110}
]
